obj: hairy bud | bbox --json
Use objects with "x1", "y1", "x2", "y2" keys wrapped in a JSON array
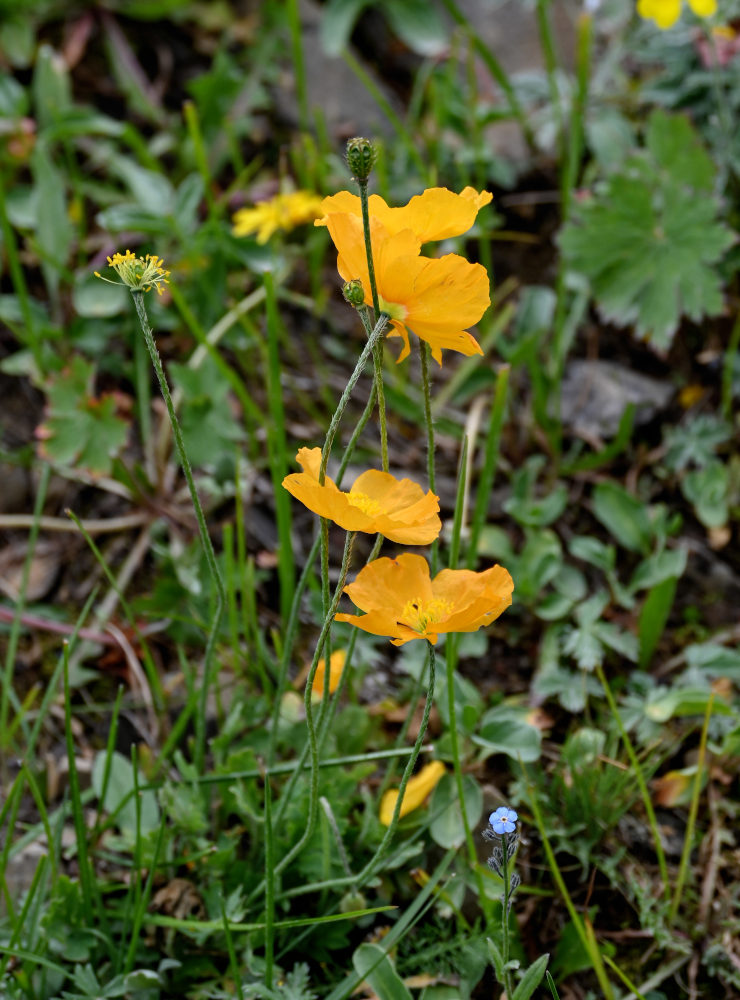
[{"x1": 346, "y1": 137, "x2": 377, "y2": 182}]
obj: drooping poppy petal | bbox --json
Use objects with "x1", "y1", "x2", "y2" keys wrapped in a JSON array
[
  {"x1": 282, "y1": 448, "x2": 441, "y2": 545},
  {"x1": 379, "y1": 761, "x2": 447, "y2": 826}
]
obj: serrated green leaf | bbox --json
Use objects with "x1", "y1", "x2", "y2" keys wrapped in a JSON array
[
  {"x1": 682, "y1": 460, "x2": 729, "y2": 528},
  {"x1": 560, "y1": 110, "x2": 734, "y2": 351}
]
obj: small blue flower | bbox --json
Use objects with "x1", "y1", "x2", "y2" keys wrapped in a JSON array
[{"x1": 489, "y1": 806, "x2": 518, "y2": 835}]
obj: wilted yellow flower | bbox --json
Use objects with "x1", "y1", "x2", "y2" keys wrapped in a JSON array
[
  {"x1": 232, "y1": 190, "x2": 324, "y2": 243},
  {"x1": 637, "y1": 0, "x2": 716, "y2": 29},
  {"x1": 94, "y1": 250, "x2": 170, "y2": 295},
  {"x1": 379, "y1": 761, "x2": 446, "y2": 826},
  {"x1": 282, "y1": 447, "x2": 441, "y2": 545},
  {"x1": 335, "y1": 553, "x2": 514, "y2": 646}
]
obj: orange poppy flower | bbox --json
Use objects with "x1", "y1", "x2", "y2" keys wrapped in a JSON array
[
  {"x1": 316, "y1": 186, "x2": 492, "y2": 243},
  {"x1": 335, "y1": 553, "x2": 514, "y2": 646},
  {"x1": 282, "y1": 447, "x2": 441, "y2": 545},
  {"x1": 323, "y1": 212, "x2": 489, "y2": 364},
  {"x1": 379, "y1": 760, "x2": 446, "y2": 826}
]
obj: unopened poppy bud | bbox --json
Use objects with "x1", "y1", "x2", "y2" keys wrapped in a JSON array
[
  {"x1": 345, "y1": 137, "x2": 377, "y2": 182},
  {"x1": 342, "y1": 278, "x2": 365, "y2": 307}
]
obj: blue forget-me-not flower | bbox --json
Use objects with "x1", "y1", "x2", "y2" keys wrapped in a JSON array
[{"x1": 489, "y1": 806, "x2": 518, "y2": 835}]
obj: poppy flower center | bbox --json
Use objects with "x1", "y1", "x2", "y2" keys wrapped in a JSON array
[
  {"x1": 347, "y1": 490, "x2": 381, "y2": 516},
  {"x1": 378, "y1": 295, "x2": 408, "y2": 323},
  {"x1": 401, "y1": 597, "x2": 454, "y2": 632}
]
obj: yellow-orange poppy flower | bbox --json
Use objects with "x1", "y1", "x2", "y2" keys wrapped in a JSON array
[
  {"x1": 637, "y1": 0, "x2": 715, "y2": 28},
  {"x1": 232, "y1": 190, "x2": 324, "y2": 243},
  {"x1": 316, "y1": 186, "x2": 492, "y2": 243},
  {"x1": 335, "y1": 553, "x2": 514, "y2": 646},
  {"x1": 379, "y1": 761, "x2": 446, "y2": 826},
  {"x1": 323, "y1": 213, "x2": 489, "y2": 364},
  {"x1": 282, "y1": 447, "x2": 441, "y2": 545}
]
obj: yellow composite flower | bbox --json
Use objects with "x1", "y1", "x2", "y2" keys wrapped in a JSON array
[
  {"x1": 312, "y1": 649, "x2": 346, "y2": 698},
  {"x1": 232, "y1": 190, "x2": 324, "y2": 243},
  {"x1": 282, "y1": 447, "x2": 441, "y2": 545},
  {"x1": 94, "y1": 250, "x2": 170, "y2": 295},
  {"x1": 316, "y1": 186, "x2": 492, "y2": 243},
  {"x1": 379, "y1": 760, "x2": 447, "y2": 826},
  {"x1": 323, "y1": 212, "x2": 489, "y2": 364},
  {"x1": 637, "y1": 0, "x2": 716, "y2": 28},
  {"x1": 335, "y1": 553, "x2": 514, "y2": 646}
]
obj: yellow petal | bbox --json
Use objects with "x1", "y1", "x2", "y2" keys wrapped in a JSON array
[
  {"x1": 312, "y1": 649, "x2": 347, "y2": 698},
  {"x1": 379, "y1": 761, "x2": 446, "y2": 825}
]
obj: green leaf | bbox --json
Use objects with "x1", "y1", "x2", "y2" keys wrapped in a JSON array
[
  {"x1": 32, "y1": 43, "x2": 71, "y2": 130},
  {"x1": 511, "y1": 953, "x2": 550, "y2": 1000},
  {"x1": 37, "y1": 356, "x2": 129, "y2": 475},
  {"x1": 382, "y1": 0, "x2": 448, "y2": 56},
  {"x1": 320, "y1": 0, "x2": 370, "y2": 55},
  {"x1": 73, "y1": 275, "x2": 129, "y2": 317},
  {"x1": 645, "y1": 686, "x2": 732, "y2": 723},
  {"x1": 685, "y1": 642, "x2": 740, "y2": 678},
  {"x1": 429, "y1": 774, "x2": 483, "y2": 849},
  {"x1": 682, "y1": 460, "x2": 729, "y2": 529},
  {"x1": 629, "y1": 547, "x2": 687, "y2": 592},
  {"x1": 474, "y1": 706, "x2": 542, "y2": 762},
  {"x1": 592, "y1": 482, "x2": 652, "y2": 554},
  {"x1": 169, "y1": 358, "x2": 246, "y2": 468},
  {"x1": 639, "y1": 575, "x2": 678, "y2": 669},
  {"x1": 352, "y1": 943, "x2": 413, "y2": 1000},
  {"x1": 31, "y1": 143, "x2": 73, "y2": 293},
  {"x1": 92, "y1": 750, "x2": 160, "y2": 838},
  {"x1": 560, "y1": 110, "x2": 733, "y2": 352},
  {"x1": 663, "y1": 414, "x2": 731, "y2": 472}
]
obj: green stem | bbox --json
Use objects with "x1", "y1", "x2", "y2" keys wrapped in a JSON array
[
  {"x1": 354, "y1": 645, "x2": 437, "y2": 887},
  {"x1": 131, "y1": 289, "x2": 225, "y2": 772},
  {"x1": 419, "y1": 341, "x2": 438, "y2": 574},
  {"x1": 358, "y1": 306, "x2": 388, "y2": 473},
  {"x1": 285, "y1": 0, "x2": 311, "y2": 136},
  {"x1": 439, "y1": 0, "x2": 534, "y2": 151},
  {"x1": 319, "y1": 313, "x2": 389, "y2": 483},
  {"x1": 669, "y1": 695, "x2": 714, "y2": 924},
  {"x1": 500, "y1": 834, "x2": 514, "y2": 998},
  {"x1": 467, "y1": 365, "x2": 510, "y2": 567},
  {"x1": 273, "y1": 532, "x2": 356, "y2": 878},
  {"x1": 595, "y1": 665, "x2": 669, "y2": 901}
]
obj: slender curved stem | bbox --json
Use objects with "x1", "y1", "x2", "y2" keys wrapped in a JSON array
[
  {"x1": 273, "y1": 532, "x2": 356, "y2": 878},
  {"x1": 354, "y1": 645, "x2": 436, "y2": 887},
  {"x1": 132, "y1": 289, "x2": 225, "y2": 772},
  {"x1": 419, "y1": 340, "x2": 438, "y2": 574}
]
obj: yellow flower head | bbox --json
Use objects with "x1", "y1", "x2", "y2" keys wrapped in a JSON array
[
  {"x1": 94, "y1": 250, "x2": 170, "y2": 295},
  {"x1": 379, "y1": 760, "x2": 446, "y2": 826},
  {"x1": 311, "y1": 649, "x2": 347, "y2": 699},
  {"x1": 637, "y1": 0, "x2": 716, "y2": 28},
  {"x1": 232, "y1": 190, "x2": 324, "y2": 243},
  {"x1": 323, "y1": 212, "x2": 489, "y2": 364},
  {"x1": 282, "y1": 448, "x2": 441, "y2": 545},
  {"x1": 335, "y1": 553, "x2": 514, "y2": 646},
  {"x1": 316, "y1": 186, "x2": 492, "y2": 243}
]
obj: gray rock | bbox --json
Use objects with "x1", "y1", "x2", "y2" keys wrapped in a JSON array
[{"x1": 560, "y1": 359, "x2": 674, "y2": 440}]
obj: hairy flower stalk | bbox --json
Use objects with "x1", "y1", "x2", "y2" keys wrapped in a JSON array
[{"x1": 484, "y1": 807, "x2": 521, "y2": 997}]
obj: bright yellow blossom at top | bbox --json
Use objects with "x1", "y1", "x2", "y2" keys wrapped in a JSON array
[
  {"x1": 323, "y1": 211, "x2": 490, "y2": 364},
  {"x1": 379, "y1": 761, "x2": 446, "y2": 826},
  {"x1": 637, "y1": 0, "x2": 716, "y2": 29},
  {"x1": 94, "y1": 250, "x2": 170, "y2": 295},
  {"x1": 335, "y1": 553, "x2": 514, "y2": 646},
  {"x1": 232, "y1": 190, "x2": 324, "y2": 243},
  {"x1": 316, "y1": 186, "x2": 492, "y2": 243},
  {"x1": 282, "y1": 447, "x2": 441, "y2": 545}
]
